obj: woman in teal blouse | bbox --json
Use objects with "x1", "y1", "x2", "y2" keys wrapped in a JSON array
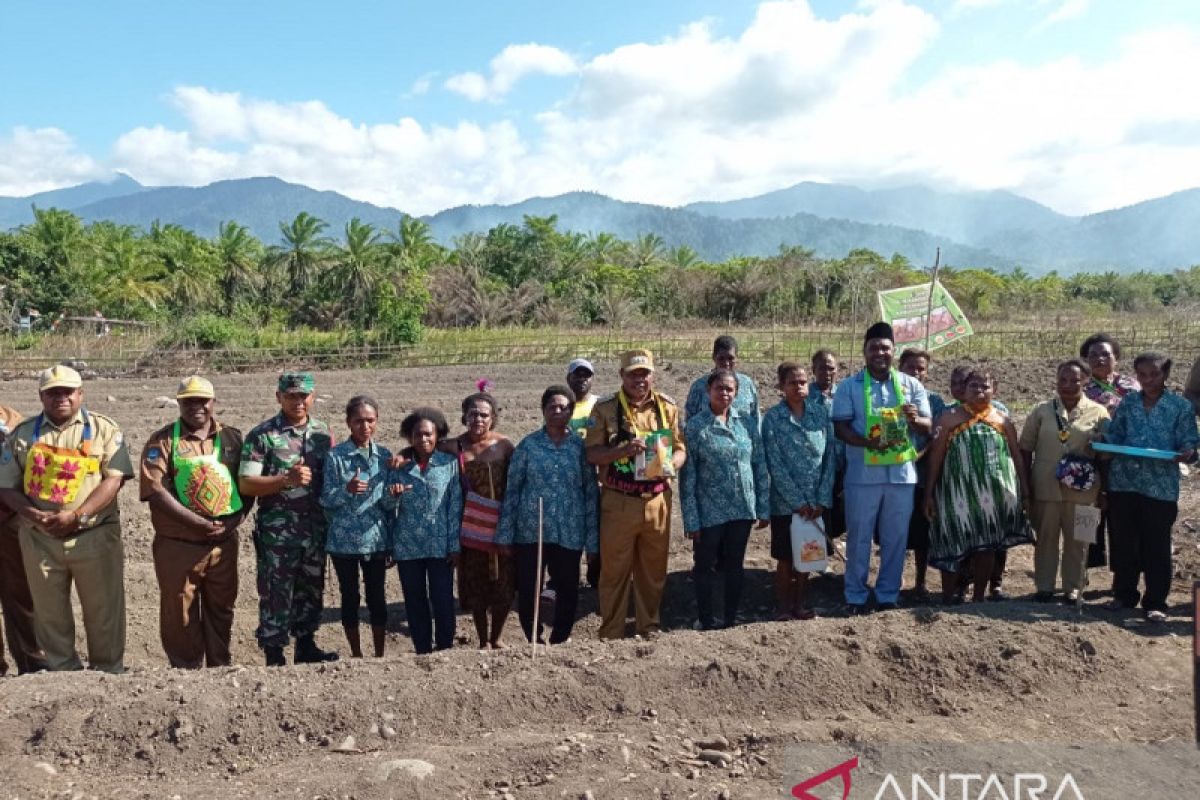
[
  {"x1": 391, "y1": 407, "x2": 462, "y2": 653},
  {"x1": 680, "y1": 369, "x2": 769, "y2": 630},
  {"x1": 761, "y1": 362, "x2": 834, "y2": 620},
  {"x1": 1103, "y1": 352, "x2": 1199, "y2": 622},
  {"x1": 320, "y1": 395, "x2": 396, "y2": 658},
  {"x1": 498, "y1": 385, "x2": 600, "y2": 644}
]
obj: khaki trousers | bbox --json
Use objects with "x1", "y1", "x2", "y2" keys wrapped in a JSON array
[
  {"x1": 1032, "y1": 500, "x2": 1089, "y2": 594},
  {"x1": 1, "y1": 519, "x2": 46, "y2": 674},
  {"x1": 20, "y1": 524, "x2": 125, "y2": 673},
  {"x1": 153, "y1": 533, "x2": 239, "y2": 669},
  {"x1": 597, "y1": 489, "x2": 671, "y2": 639}
]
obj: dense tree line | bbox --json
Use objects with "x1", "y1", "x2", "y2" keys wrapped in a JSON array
[{"x1": 2, "y1": 209, "x2": 1199, "y2": 345}]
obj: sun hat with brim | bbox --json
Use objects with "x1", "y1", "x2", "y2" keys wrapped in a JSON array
[{"x1": 38, "y1": 365, "x2": 83, "y2": 391}]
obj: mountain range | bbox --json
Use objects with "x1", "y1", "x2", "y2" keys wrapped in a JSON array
[{"x1": 2, "y1": 174, "x2": 1197, "y2": 273}]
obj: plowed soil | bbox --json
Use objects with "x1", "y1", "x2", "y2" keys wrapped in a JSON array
[{"x1": 1, "y1": 358, "x2": 1197, "y2": 799}]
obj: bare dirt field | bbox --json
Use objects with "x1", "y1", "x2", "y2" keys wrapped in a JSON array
[{"x1": 1, "y1": 357, "x2": 1197, "y2": 799}]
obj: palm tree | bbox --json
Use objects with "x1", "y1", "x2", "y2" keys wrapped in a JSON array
[
  {"x1": 387, "y1": 214, "x2": 442, "y2": 269},
  {"x1": 269, "y1": 212, "x2": 330, "y2": 297},
  {"x1": 215, "y1": 221, "x2": 261, "y2": 316},
  {"x1": 92, "y1": 225, "x2": 168, "y2": 316},
  {"x1": 330, "y1": 218, "x2": 385, "y2": 329},
  {"x1": 628, "y1": 233, "x2": 666, "y2": 269},
  {"x1": 149, "y1": 222, "x2": 218, "y2": 312}
]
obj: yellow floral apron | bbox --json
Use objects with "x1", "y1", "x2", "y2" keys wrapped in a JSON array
[{"x1": 23, "y1": 411, "x2": 100, "y2": 506}]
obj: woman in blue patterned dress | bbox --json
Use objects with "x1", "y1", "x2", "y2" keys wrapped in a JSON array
[
  {"x1": 391, "y1": 408, "x2": 462, "y2": 654},
  {"x1": 320, "y1": 396, "x2": 395, "y2": 658},
  {"x1": 1103, "y1": 352, "x2": 1199, "y2": 622},
  {"x1": 761, "y1": 362, "x2": 834, "y2": 620},
  {"x1": 680, "y1": 369, "x2": 770, "y2": 630},
  {"x1": 498, "y1": 385, "x2": 599, "y2": 644}
]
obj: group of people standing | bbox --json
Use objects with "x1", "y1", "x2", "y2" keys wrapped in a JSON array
[{"x1": 0, "y1": 326, "x2": 1197, "y2": 675}]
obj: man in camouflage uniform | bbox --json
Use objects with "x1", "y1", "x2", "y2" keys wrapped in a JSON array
[{"x1": 238, "y1": 372, "x2": 337, "y2": 666}]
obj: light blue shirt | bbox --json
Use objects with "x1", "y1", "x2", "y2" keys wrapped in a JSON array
[
  {"x1": 1105, "y1": 391, "x2": 1199, "y2": 503},
  {"x1": 680, "y1": 408, "x2": 769, "y2": 532},
  {"x1": 685, "y1": 372, "x2": 760, "y2": 426},
  {"x1": 497, "y1": 428, "x2": 600, "y2": 553},
  {"x1": 319, "y1": 440, "x2": 396, "y2": 555},
  {"x1": 390, "y1": 450, "x2": 463, "y2": 561},
  {"x1": 831, "y1": 368, "x2": 930, "y2": 486},
  {"x1": 761, "y1": 400, "x2": 835, "y2": 517}
]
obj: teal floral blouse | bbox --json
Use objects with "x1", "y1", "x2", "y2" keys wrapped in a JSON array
[
  {"x1": 761, "y1": 399, "x2": 835, "y2": 517},
  {"x1": 496, "y1": 428, "x2": 599, "y2": 553},
  {"x1": 685, "y1": 372, "x2": 761, "y2": 425},
  {"x1": 390, "y1": 450, "x2": 463, "y2": 561},
  {"x1": 1105, "y1": 391, "x2": 1199, "y2": 502},
  {"x1": 680, "y1": 408, "x2": 769, "y2": 532},
  {"x1": 319, "y1": 439, "x2": 396, "y2": 555}
]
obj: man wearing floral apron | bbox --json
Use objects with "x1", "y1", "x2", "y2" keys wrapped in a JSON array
[
  {"x1": 239, "y1": 372, "x2": 337, "y2": 667},
  {"x1": 0, "y1": 365, "x2": 134, "y2": 672},
  {"x1": 140, "y1": 376, "x2": 250, "y2": 668},
  {"x1": 832, "y1": 323, "x2": 932, "y2": 614}
]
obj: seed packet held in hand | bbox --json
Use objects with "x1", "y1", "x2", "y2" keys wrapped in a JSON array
[{"x1": 636, "y1": 429, "x2": 675, "y2": 480}]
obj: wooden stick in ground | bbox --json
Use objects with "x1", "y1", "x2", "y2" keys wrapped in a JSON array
[
  {"x1": 531, "y1": 497, "x2": 545, "y2": 658},
  {"x1": 923, "y1": 247, "x2": 941, "y2": 352}
]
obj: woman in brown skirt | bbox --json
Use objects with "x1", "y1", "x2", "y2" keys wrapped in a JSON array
[{"x1": 441, "y1": 391, "x2": 516, "y2": 649}]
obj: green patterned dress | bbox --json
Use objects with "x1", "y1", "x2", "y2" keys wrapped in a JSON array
[{"x1": 929, "y1": 412, "x2": 1033, "y2": 572}]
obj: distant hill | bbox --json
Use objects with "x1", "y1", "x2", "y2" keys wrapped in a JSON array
[
  {"x1": 0, "y1": 173, "x2": 145, "y2": 229},
  {"x1": 685, "y1": 182, "x2": 1067, "y2": 245},
  {"x1": 73, "y1": 177, "x2": 405, "y2": 240},
  {"x1": 2, "y1": 175, "x2": 1198, "y2": 272},
  {"x1": 425, "y1": 191, "x2": 1003, "y2": 266}
]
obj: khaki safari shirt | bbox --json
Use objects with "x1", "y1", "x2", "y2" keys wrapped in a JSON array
[
  {"x1": 585, "y1": 391, "x2": 686, "y2": 494},
  {"x1": 1018, "y1": 397, "x2": 1109, "y2": 505},
  {"x1": 0, "y1": 409, "x2": 135, "y2": 537},
  {"x1": 0, "y1": 405, "x2": 24, "y2": 527},
  {"x1": 139, "y1": 420, "x2": 245, "y2": 543}
]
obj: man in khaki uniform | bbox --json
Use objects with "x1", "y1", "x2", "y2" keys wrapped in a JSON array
[
  {"x1": 140, "y1": 376, "x2": 250, "y2": 668},
  {"x1": 586, "y1": 349, "x2": 686, "y2": 639},
  {"x1": 0, "y1": 365, "x2": 134, "y2": 672},
  {"x1": 0, "y1": 404, "x2": 47, "y2": 675}
]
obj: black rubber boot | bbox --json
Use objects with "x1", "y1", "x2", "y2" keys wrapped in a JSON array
[
  {"x1": 294, "y1": 635, "x2": 339, "y2": 664},
  {"x1": 264, "y1": 645, "x2": 286, "y2": 667}
]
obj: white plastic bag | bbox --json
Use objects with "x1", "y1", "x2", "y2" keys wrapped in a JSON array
[
  {"x1": 790, "y1": 514, "x2": 828, "y2": 573},
  {"x1": 1072, "y1": 505, "x2": 1101, "y2": 544}
]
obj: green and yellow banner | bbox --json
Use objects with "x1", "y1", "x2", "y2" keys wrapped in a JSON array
[{"x1": 876, "y1": 280, "x2": 973, "y2": 351}]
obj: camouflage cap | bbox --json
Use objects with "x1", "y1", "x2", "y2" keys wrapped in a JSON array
[
  {"x1": 176, "y1": 375, "x2": 215, "y2": 400},
  {"x1": 619, "y1": 349, "x2": 655, "y2": 373},
  {"x1": 277, "y1": 371, "x2": 315, "y2": 394},
  {"x1": 38, "y1": 364, "x2": 83, "y2": 391}
]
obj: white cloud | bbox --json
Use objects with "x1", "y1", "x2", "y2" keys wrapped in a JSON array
[
  {"x1": 1036, "y1": 0, "x2": 1090, "y2": 29},
  {"x1": 445, "y1": 43, "x2": 577, "y2": 102},
  {"x1": 6, "y1": 1, "x2": 1200, "y2": 217},
  {"x1": 0, "y1": 127, "x2": 105, "y2": 196}
]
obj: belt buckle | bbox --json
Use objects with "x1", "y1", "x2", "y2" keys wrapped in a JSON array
[{"x1": 639, "y1": 492, "x2": 653, "y2": 500}]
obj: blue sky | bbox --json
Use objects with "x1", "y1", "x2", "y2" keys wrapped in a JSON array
[{"x1": 3, "y1": 1, "x2": 1199, "y2": 214}]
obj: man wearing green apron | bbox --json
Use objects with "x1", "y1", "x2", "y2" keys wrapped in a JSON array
[
  {"x1": 832, "y1": 323, "x2": 932, "y2": 614},
  {"x1": 140, "y1": 376, "x2": 250, "y2": 668}
]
